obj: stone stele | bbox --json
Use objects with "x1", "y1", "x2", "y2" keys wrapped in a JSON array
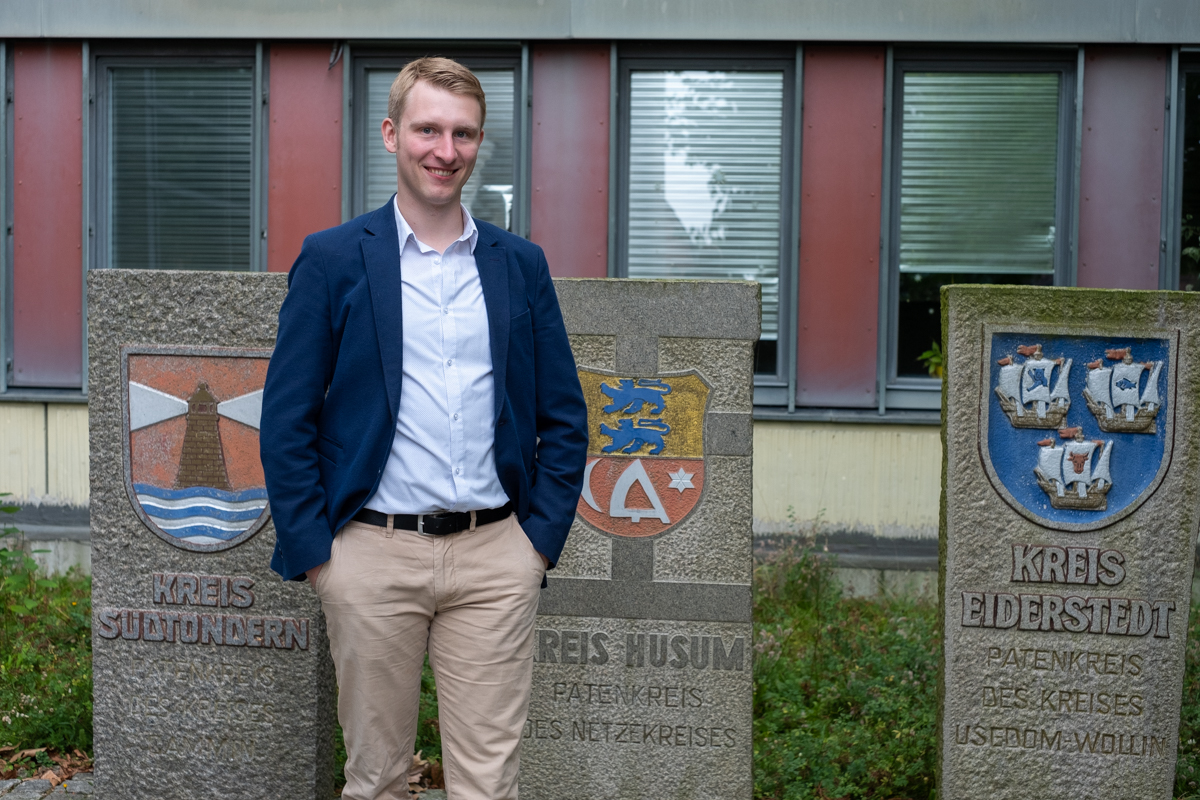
[
  {"x1": 521, "y1": 279, "x2": 759, "y2": 800},
  {"x1": 940, "y1": 286, "x2": 1200, "y2": 799},
  {"x1": 89, "y1": 270, "x2": 334, "y2": 800}
]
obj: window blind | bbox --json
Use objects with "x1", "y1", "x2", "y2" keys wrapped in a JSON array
[
  {"x1": 365, "y1": 69, "x2": 515, "y2": 230},
  {"x1": 899, "y1": 72, "x2": 1061, "y2": 275},
  {"x1": 109, "y1": 66, "x2": 254, "y2": 271},
  {"x1": 627, "y1": 70, "x2": 784, "y2": 340}
]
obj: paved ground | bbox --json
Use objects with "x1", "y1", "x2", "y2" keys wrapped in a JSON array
[
  {"x1": 0, "y1": 774, "x2": 94, "y2": 797},
  {"x1": 0, "y1": 778, "x2": 448, "y2": 799}
]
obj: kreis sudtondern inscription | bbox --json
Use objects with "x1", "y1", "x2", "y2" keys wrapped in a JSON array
[{"x1": 940, "y1": 289, "x2": 1200, "y2": 800}]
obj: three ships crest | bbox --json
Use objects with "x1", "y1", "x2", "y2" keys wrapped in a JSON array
[{"x1": 982, "y1": 334, "x2": 1172, "y2": 529}]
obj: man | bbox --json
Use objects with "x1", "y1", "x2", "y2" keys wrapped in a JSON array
[{"x1": 260, "y1": 57, "x2": 588, "y2": 800}]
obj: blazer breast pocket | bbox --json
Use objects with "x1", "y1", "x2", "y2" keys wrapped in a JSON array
[{"x1": 317, "y1": 435, "x2": 342, "y2": 466}]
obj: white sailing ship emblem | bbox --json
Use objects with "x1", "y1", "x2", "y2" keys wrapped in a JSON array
[
  {"x1": 1034, "y1": 426, "x2": 1113, "y2": 511},
  {"x1": 994, "y1": 344, "x2": 1071, "y2": 428},
  {"x1": 1083, "y1": 347, "x2": 1163, "y2": 433}
]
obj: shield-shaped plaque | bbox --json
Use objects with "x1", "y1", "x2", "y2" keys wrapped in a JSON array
[
  {"x1": 979, "y1": 329, "x2": 1176, "y2": 531},
  {"x1": 122, "y1": 345, "x2": 273, "y2": 552},
  {"x1": 576, "y1": 369, "x2": 709, "y2": 538}
]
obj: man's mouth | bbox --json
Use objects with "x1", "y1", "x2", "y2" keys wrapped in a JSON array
[{"x1": 425, "y1": 167, "x2": 456, "y2": 178}]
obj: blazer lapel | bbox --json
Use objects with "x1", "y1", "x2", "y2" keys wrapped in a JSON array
[
  {"x1": 361, "y1": 202, "x2": 405, "y2": 420},
  {"x1": 474, "y1": 225, "x2": 509, "y2": 423}
]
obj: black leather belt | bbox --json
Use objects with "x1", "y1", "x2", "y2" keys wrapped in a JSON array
[{"x1": 352, "y1": 502, "x2": 513, "y2": 536}]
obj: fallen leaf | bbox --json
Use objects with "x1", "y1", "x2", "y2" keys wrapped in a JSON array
[
  {"x1": 0, "y1": 746, "x2": 14, "y2": 754},
  {"x1": 12, "y1": 748, "x2": 45, "y2": 760},
  {"x1": 40, "y1": 769, "x2": 62, "y2": 786}
]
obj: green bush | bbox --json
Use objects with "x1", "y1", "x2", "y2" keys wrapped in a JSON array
[
  {"x1": 0, "y1": 545, "x2": 93, "y2": 755},
  {"x1": 753, "y1": 542, "x2": 938, "y2": 800}
]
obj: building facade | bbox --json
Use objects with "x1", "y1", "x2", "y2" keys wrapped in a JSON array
[{"x1": 2, "y1": 0, "x2": 1199, "y2": 568}]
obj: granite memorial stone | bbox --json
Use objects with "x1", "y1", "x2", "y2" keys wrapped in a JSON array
[
  {"x1": 940, "y1": 286, "x2": 1200, "y2": 798},
  {"x1": 521, "y1": 279, "x2": 758, "y2": 800},
  {"x1": 89, "y1": 270, "x2": 334, "y2": 800}
]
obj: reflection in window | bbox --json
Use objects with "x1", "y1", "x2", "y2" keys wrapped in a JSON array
[
  {"x1": 897, "y1": 72, "x2": 1061, "y2": 377},
  {"x1": 109, "y1": 67, "x2": 254, "y2": 270},
  {"x1": 1181, "y1": 71, "x2": 1200, "y2": 291},
  {"x1": 626, "y1": 71, "x2": 784, "y2": 348},
  {"x1": 365, "y1": 69, "x2": 515, "y2": 230}
]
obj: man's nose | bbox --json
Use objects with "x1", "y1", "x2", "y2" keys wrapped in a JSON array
[{"x1": 433, "y1": 132, "x2": 457, "y2": 162}]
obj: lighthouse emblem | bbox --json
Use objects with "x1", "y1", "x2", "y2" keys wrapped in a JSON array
[{"x1": 121, "y1": 345, "x2": 273, "y2": 552}]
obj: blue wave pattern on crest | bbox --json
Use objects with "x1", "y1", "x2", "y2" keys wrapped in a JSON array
[
  {"x1": 987, "y1": 333, "x2": 1169, "y2": 525},
  {"x1": 134, "y1": 484, "x2": 268, "y2": 543}
]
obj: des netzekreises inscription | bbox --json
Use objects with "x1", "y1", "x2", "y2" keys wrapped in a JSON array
[{"x1": 96, "y1": 572, "x2": 311, "y2": 651}]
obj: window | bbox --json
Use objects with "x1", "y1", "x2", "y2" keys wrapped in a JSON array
[
  {"x1": 617, "y1": 49, "x2": 797, "y2": 386},
  {"x1": 353, "y1": 51, "x2": 523, "y2": 232},
  {"x1": 93, "y1": 51, "x2": 263, "y2": 271},
  {"x1": 885, "y1": 52, "x2": 1076, "y2": 408},
  {"x1": 1178, "y1": 61, "x2": 1200, "y2": 291}
]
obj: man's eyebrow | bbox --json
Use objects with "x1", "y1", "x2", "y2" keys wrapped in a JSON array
[{"x1": 408, "y1": 118, "x2": 480, "y2": 133}]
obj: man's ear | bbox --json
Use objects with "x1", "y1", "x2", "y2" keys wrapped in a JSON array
[{"x1": 381, "y1": 117, "x2": 399, "y2": 155}]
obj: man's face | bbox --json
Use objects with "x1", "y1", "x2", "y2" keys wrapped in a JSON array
[{"x1": 382, "y1": 80, "x2": 484, "y2": 213}]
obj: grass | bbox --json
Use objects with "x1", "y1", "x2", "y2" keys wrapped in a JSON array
[{"x1": 2, "y1": 536, "x2": 1200, "y2": 797}]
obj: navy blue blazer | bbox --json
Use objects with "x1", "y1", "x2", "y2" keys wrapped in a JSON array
[{"x1": 260, "y1": 201, "x2": 588, "y2": 582}]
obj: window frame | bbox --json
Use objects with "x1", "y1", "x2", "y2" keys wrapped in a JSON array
[
  {"x1": 1165, "y1": 48, "x2": 1200, "y2": 291},
  {"x1": 88, "y1": 43, "x2": 267, "y2": 275},
  {"x1": 349, "y1": 46, "x2": 528, "y2": 234},
  {"x1": 614, "y1": 44, "x2": 798, "y2": 399},
  {"x1": 881, "y1": 47, "x2": 1079, "y2": 411}
]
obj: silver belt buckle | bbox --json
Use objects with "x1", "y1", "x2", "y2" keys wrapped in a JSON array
[{"x1": 417, "y1": 514, "x2": 425, "y2": 535}]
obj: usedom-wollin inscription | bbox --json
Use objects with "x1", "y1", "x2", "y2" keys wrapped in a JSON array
[{"x1": 96, "y1": 573, "x2": 310, "y2": 650}]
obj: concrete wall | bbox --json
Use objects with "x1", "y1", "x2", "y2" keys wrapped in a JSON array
[
  {"x1": 0, "y1": 402, "x2": 89, "y2": 505},
  {"x1": 752, "y1": 420, "x2": 942, "y2": 540}
]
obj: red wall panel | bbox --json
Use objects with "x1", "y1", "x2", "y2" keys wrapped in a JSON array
[
  {"x1": 530, "y1": 44, "x2": 609, "y2": 278},
  {"x1": 1077, "y1": 47, "x2": 1167, "y2": 290},
  {"x1": 267, "y1": 45, "x2": 343, "y2": 274},
  {"x1": 795, "y1": 46, "x2": 885, "y2": 408},
  {"x1": 12, "y1": 43, "x2": 83, "y2": 388}
]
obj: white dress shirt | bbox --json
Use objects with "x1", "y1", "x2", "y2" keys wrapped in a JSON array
[{"x1": 364, "y1": 199, "x2": 511, "y2": 515}]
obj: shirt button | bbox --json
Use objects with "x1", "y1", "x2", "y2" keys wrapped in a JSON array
[
  {"x1": 443, "y1": 307, "x2": 449, "y2": 315},
  {"x1": 447, "y1": 359, "x2": 454, "y2": 367},
  {"x1": 453, "y1": 413, "x2": 460, "y2": 421},
  {"x1": 454, "y1": 467, "x2": 461, "y2": 476}
]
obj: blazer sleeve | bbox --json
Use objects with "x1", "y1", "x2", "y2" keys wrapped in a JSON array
[
  {"x1": 261, "y1": 236, "x2": 337, "y2": 581},
  {"x1": 519, "y1": 249, "x2": 589, "y2": 566}
]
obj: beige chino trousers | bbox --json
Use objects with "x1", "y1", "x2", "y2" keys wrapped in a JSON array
[{"x1": 315, "y1": 513, "x2": 544, "y2": 800}]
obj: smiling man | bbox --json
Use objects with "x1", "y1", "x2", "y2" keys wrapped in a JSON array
[{"x1": 260, "y1": 58, "x2": 588, "y2": 800}]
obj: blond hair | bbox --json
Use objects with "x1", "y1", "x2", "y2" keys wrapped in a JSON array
[{"x1": 387, "y1": 57, "x2": 486, "y2": 128}]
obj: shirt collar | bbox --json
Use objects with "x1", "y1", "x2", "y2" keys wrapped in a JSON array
[{"x1": 393, "y1": 195, "x2": 479, "y2": 255}]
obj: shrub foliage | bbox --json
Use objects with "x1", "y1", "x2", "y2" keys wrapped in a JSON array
[
  {"x1": 0, "y1": 546, "x2": 93, "y2": 755},
  {"x1": 753, "y1": 542, "x2": 939, "y2": 799}
]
